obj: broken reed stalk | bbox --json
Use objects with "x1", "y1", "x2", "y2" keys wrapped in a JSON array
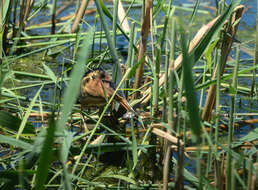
[
  {"x1": 71, "y1": 0, "x2": 90, "y2": 33},
  {"x1": 151, "y1": 127, "x2": 183, "y2": 146},
  {"x1": 201, "y1": 5, "x2": 244, "y2": 122},
  {"x1": 32, "y1": 14, "x2": 74, "y2": 28},
  {"x1": 141, "y1": 16, "x2": 220, "y2": 104},
  {"x1": 23, "y1": 0, "x2": 34, "y2": 25},
  {"x1": 73, "y1": 0, "x2": 129, "y2": 34},
  {"x1": 182, "y1": 143, "x2": 257, "y2": 151},
  {"x1": 132, "y1": 0, "x2": 151, "y2": 99}
]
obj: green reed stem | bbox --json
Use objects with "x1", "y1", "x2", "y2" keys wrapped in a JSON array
[
  {"x1": 214, "y1": 48, "x2": 222, "y2": 187},
  {"x1": 73, "y1": 24, "x2": 82, "y2": 61},
  {"x1": 127, "y1": 22, "x2": 136, "y2": 69},
  {"x1": 227, "y1": 45, "x2": 240, "y2": 190},
  {"x1": 199, "y1": 62, "x2": 207, "y2": 108},
  {"x1": 112, "y1": 0, "x2": 119, "y2": 46},
  {"x1": 215, "y1": 48, "x2": 221, "y2": 145},
  {"x1": 231, "y1": 159, "x2": 236, "y2": 190},
  {"x1": 120, "y1": 0, "x2": 136, "y2": 25},
  {"x1": 189, "y1": 0, "x2": 200, "y2": 24},
  {"x1": 152, "y1": 46, "x2": 160, "y2": 115},
  {"x1": 163, "y1": 13, "x2": 175, "y2": 190},
  {"x1": 163, "y1": 47, "x2": 169, "y2": 122},
  {"x1": 247, "y1": 154, "x2": 253, "y2": 189},
  {"x1": 126, "y1": 22, "x2": 135, "y2": 97},
  {"x1": 95, "y1": 0, "x2": 122, "y2": 85}
]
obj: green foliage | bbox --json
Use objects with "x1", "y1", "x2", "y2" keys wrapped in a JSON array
[
  {"x1": 180, "y1": 26, "x2": 201, "y2": 143},
  {"x1": 17, "y1": 85, "x2": 43, "y2": 139},
  {"x1": 190, "y1": 0, "x2": 241, "y2": 65},
  {"x1": 34, "y1": 113, "x2": 56, "y2": 190}
]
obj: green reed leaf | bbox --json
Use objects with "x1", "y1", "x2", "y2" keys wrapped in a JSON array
[
  {"x1": 56, "y1": 27, "x2": 94, "y2": 133},
  {"x1": 180, "y1": 26, "x2": 201, "y2": 143},
  {"x1": 34, "y1": 112, "x2": 56, "y2": 190}
]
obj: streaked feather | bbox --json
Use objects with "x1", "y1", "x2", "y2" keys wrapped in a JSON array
[{"x1": 78, "y1": 69, "x2": 135, "y2": 114}]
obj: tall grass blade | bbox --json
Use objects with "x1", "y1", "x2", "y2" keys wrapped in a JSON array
[
  {"x1": 17, "y1": 85, "x2": 44, "y2": 139},
  {"x1": 34, "y1": 112, "x2": 56, "y2": 190},
  {"x1": 56, "y1": 27, "x2": 94, "y2": 133},
  {"x1": 97, "y1": 0, "x2": 134, "y2": 47},
  {"x1": 95, "y1": 0, "x2": 122, "y2": 85},
  {"x1": 180, "y1": 26, "x2": 201, "y2": 143},
  {"x1": 2, "y1": 0, "x2": 11, "y2": 24},
  {"x1": 189, "y1": 0, "x2": 200, "y2": 23},
  {"x1": 42, "y1": 63, "x2": 57, "y2": 83},
  {"x1": 112, "y1": 0, "x2": 119, "y2": 46},
  {"x1": 60, "y1": 130, "x2": 73, "y2": 190},
  {"x1": 131, "y1": 118, "x2": 138, "y2": 169}
]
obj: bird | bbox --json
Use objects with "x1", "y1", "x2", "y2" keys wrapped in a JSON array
[{"x1": 78, "y1": 68, "x2": 135, "y2": 115}]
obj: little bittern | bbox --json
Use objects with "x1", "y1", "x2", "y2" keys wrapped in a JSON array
[{"x1": 78, "y1": 69, "x2": 135, "y2": 114}]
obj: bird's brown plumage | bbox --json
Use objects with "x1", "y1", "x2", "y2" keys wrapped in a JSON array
[{"x1": 78, "y1": 69, "x2": 135, "y2": 113}]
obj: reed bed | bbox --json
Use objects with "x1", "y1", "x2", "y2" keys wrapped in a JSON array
[{"x1": 0, "y1": 0, "x2": 257, "y2": 189}]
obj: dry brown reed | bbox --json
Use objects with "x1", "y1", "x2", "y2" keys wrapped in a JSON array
[
  {"x1": 141, "y1": 16, "x2": 220, "y2": 104},
  {"x1": 202, "y1": 5, "x2": 244, "y2": 121},
  {"x1": 132, "y1": 0, "x2": 152, "y2": 98}
]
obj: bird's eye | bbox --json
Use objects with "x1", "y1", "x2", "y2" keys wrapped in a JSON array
[
  {"x1": 85, "y1": 77, "x2": 90, "y2": 83},
  {"x1": 100, "y1": 72, "x2": 106, "y2": 78}
]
